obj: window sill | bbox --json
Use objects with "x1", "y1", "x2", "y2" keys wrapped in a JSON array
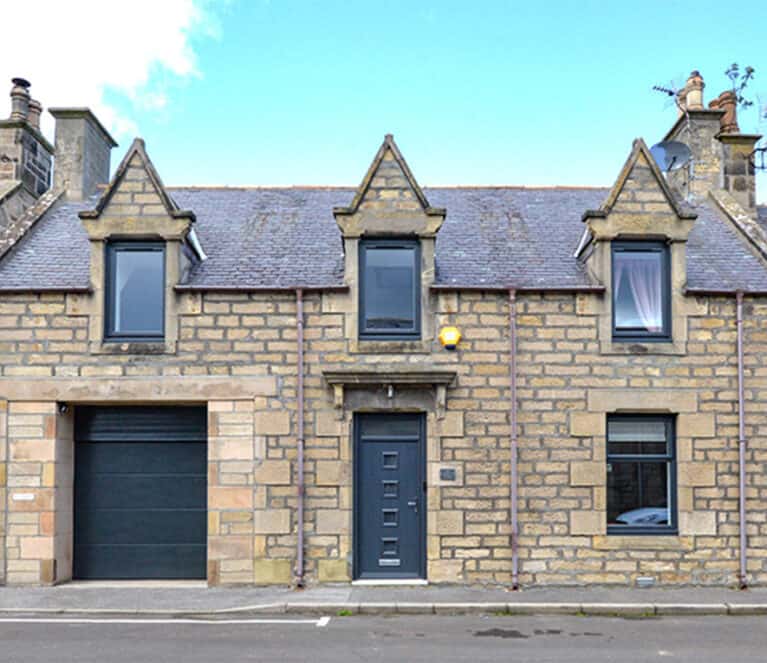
[
  {"x1": 607, "y1": 527, "x2": 678, "y2": 536},
  {"x1": 90, "y1": 340, "x2": 177, "y2": 355},
  {"x1": 600, "y1": 340, "x2": 686, "y2": 356},
  {"x1": 349, "y1": 338, "x2": 433, "y2": 354}
]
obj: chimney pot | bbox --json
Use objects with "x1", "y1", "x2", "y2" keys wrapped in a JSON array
[
  {"x1": 677, "y1": 70, "x2": 705, "y2": 115},
  {"x1": 709, "y1": 90, "x2": 739, "y2": 134},
  {"x1": 27, "y1": 99, "x2": 42, "y2": 130},
  {"x1": 10, "y1": 77, "x2": 30, "y2": 121}
]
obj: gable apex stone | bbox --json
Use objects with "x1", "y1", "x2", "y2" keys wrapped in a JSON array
[
  {"x1": 334, "y1": 134, "x2": 445, "y2": 216},
  {"x1": 334, "y1": 134, "x2": 445, "y2": 238},
  {"x1": 583, "y1": 138, "x2": 697, "y2": 225},
  {"x1": 79, "y1": 137, "x2": 195, "y2": 223}
]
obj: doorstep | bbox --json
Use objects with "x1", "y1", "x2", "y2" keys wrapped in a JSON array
[
  {"x1": 351, "y1": 579, "x2": 428, "y2": 587},
  {"x1": 63, "y1": 581, "x2": 208, "y2": 589}
]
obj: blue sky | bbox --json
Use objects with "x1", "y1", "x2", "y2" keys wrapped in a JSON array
[{"x1": 5, "y1": 1, "x2": 767, "y2": 197}]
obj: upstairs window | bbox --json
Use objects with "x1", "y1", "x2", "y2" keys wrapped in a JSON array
[
  {"x1": 612, "y1": 241, "x2": 670, "y2": 341},
  {"x1": 607, "y1": 415, "x2": 676, "y2": 535},
  {"x1": 359, "y1": 239, "x2": 420, "y2": 339},
  {"x1": 105, "y1": 242, "x2": 165, "y2": 341}
]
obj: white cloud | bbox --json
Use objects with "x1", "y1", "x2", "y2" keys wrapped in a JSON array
[{"x1": 0, "y1": 0, "x2": 223, "y2": 140}]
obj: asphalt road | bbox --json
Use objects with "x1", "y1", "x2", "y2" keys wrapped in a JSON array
[{"x1": 1, "y1": 614, "x2": 765, "y2": 662}]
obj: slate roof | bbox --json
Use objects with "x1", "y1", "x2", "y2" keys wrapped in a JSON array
[
  {"x1": 1, "y1": 187, "x2": 767, "y2": 292},
  {"x1": 757, "y1": 205, "x2": 767, "y2": 232}
]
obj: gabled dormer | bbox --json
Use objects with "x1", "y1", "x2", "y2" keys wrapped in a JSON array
[
  {"x1": 75, "y1": 138, "x2": 204, "y2": 354},
  {"x1": 333, "y1": 135, "x2": 445, "y2": 352},
  {"x1": 579, "y1": 139, "x2": 702, "y2": 355},
  {"x1": 334, "y1": 133, "x2": 445, "y2": 237}
]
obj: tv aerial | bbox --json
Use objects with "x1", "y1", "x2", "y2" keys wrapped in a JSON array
[
  {"x1": 650, "y1": 140, "x2": 693, "y2": 172},
  {"x1": 750, "y1": 145, "x2": 767, "y2": 172}
]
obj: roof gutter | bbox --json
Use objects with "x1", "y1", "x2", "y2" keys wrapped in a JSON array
[
  {"x1": 174, "y1": 284, "x2": 349, "y2": 293},
  {"x1": 0, "y1": 286, "x2": 92, "y2": 294},
  {"x1": 177, "y1": 284, "x2": 606, "y2": 294},
  {"x1": 685, "y1": 288, "x2": 767, "y2": 296},
  {"x1": 430, "y1": 284, "x2": 605, "y2": 294}
]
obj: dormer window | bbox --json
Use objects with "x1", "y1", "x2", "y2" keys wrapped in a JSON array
[
  {"x1": 105, "y1": 241, "x2": 165, "y2": 341},
  {"x1": 359, "y1": 238, "x2": 420, "y2": 339},
  {"x1": 612, "y1": 241, "x2": 670, "y2": 341}
]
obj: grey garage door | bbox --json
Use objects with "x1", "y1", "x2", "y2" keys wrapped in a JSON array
[{"x1": 74, "y1": 406, "x2": 207, "y2": 580}]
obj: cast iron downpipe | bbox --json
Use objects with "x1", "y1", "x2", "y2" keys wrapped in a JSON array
[
  {"x1": 509, "y1": 289, "x2": 519, "y2": 590},
  {"x1": 295, "y1": 289, "x2": 305, "y2": 587},
  {"x1": 736, "y1": 291, "x2": 748, "y2": 589}
]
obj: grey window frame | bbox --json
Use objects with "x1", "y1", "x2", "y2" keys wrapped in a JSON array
[
  {"x1": 611, "y1": 240, "x2": 671, "y2": 342},
  {"x1": 606, "y1": 414, "x2": 677, "y2": 536},
  {"x1": 104, "y1": 241, "x2": 165, "y2": 342},
  {"x1": 359, "y1": 238, "x2": 421, "y2": 340}
]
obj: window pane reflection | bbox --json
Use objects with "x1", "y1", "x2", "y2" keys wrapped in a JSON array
[
  {"x1": 108, "y1": 245, "x2": 164, "y2": 338},
  {"x1": 360, "y1": 241, "x2": 419, "y2": 337},
  {"x1": 607, "y1": 461, "x2": 670, "y2": 527}
]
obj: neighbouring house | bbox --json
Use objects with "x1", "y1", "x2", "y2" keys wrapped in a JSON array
[{"x1": 0, "y1": 72, "x2": 765, "y2": 588}]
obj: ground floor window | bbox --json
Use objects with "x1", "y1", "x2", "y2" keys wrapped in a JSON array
[{"x1": 606, "y1": 414, "x2": 676, "y2": 534}]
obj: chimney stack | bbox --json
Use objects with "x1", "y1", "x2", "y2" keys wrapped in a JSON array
[
  {"x1": 0, "y1": 78, "x2": 53, "y2": 196},
  {"x1": 664, "y1": 69, "x2": 761, "y2": 214},
  {"x1": 49, "y1": 108, "x2": 117, "y2": 201}
]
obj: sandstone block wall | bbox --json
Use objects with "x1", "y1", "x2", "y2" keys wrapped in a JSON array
[{"x1": 0, "y1": 286, "x2": 763, "y2": 587}]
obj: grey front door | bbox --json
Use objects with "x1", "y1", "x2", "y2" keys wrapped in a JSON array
[{"x1": 354, "y1": 413, "x2": 426, "y2": 580}]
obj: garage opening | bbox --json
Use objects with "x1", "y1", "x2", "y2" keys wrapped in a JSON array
[{"x1": 73, "y1": 406, "x2": 207, "y2": 580}]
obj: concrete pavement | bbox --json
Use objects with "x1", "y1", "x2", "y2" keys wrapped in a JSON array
[{"x1": 1, "y1": 583, "x2": 767, "y2": 617}]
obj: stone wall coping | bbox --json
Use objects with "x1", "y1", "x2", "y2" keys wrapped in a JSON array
[{"x1": 48, "y1": 107, "x2": 119, "y2": 148}]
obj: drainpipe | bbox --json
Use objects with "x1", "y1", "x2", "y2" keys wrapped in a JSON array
[
  {"x1": 295, "y1": 289, "x2": 305, "y2": 587},
  {"x1": 509, "y1": 289, "x2": 519, "y2": 590},
  {"x1": 736, "y1": 290, "x2": 747, "y2": 589}
]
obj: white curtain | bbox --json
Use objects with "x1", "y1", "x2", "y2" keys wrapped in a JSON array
[{"x1": 615, "y1": 254, "x2": 663, "y2": 332}]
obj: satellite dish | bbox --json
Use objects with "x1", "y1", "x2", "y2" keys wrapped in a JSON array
[{"x1": 650, "y1": 140, "x2": 692, "y2": 172}]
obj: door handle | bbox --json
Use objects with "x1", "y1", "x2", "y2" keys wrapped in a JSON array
[{"x1": 407, "y1": 499, "x2": 418, "y2": 513}]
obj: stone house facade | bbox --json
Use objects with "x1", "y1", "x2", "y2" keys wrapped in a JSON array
[{"x1": 0, "y1": 72, "x2": 766, "y2": 588}]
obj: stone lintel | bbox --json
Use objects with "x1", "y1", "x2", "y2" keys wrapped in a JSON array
[
  {"x1": 0, "y1": 376, "x2": 276, "y2": 401},
  {"x1": 587, "y1": 389, "x2": 697, "y2": 413},
  {"x1": 82, "y1": 216, "x2": 190, "y2": 241},
  {"x1": 324, "y1": 367, "x2": 456, "y2": 420}
]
